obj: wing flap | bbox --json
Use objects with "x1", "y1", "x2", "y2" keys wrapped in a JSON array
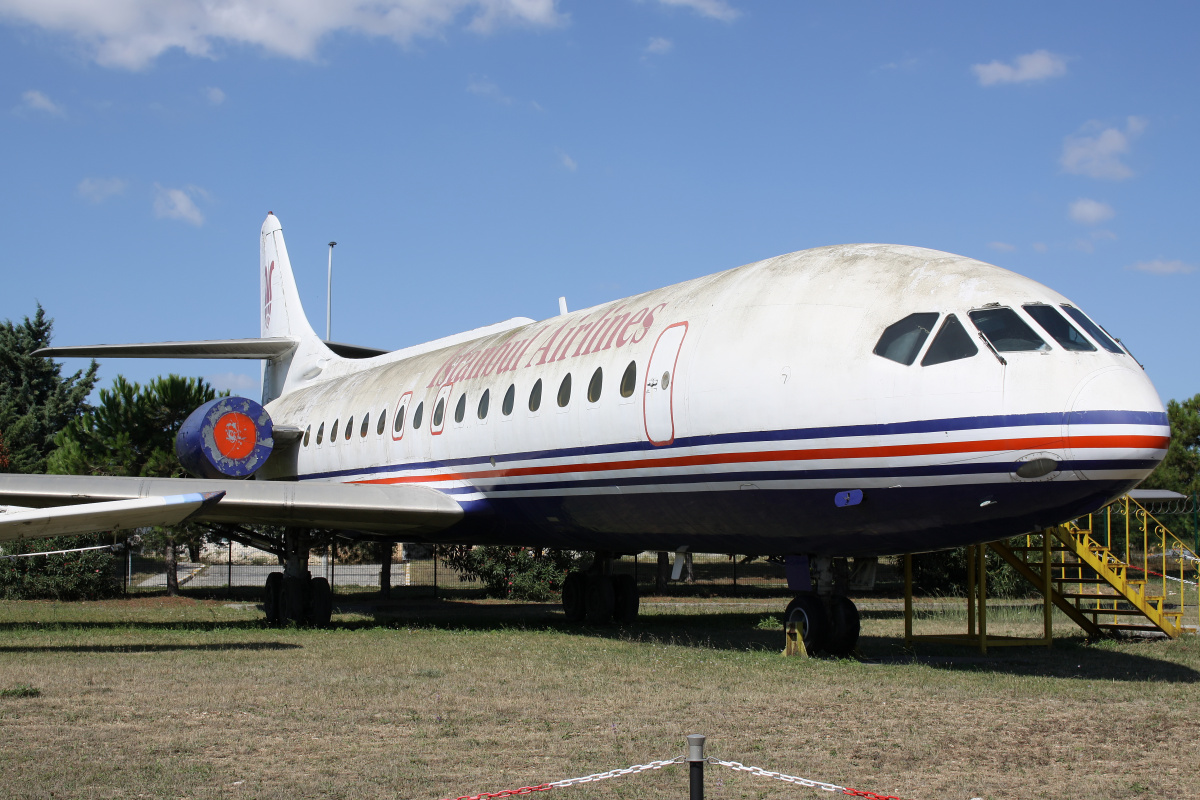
[
  {"x1": 0, "y1": 492, "x2": 224, "y2": 543},
  {"x1": 0, "y1": 474, "x2": 462, "y2": 535}
]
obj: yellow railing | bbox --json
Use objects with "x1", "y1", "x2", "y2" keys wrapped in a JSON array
[{"x1": 1068, "y1": 495, "x2": 1200, "y2": 636}]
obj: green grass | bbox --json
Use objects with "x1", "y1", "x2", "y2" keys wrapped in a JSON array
[{"x1": 1, "y1": 594, "x2": 1198, "y2": 799}]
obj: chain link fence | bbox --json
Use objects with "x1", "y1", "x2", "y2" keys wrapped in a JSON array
[{"x1": 118, "y1": 544, "x2": 792, "y2": 598}]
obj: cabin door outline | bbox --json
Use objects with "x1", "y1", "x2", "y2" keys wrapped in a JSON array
[{"x1": 643, "y1": 321, "x2": 687, "y2": 446}]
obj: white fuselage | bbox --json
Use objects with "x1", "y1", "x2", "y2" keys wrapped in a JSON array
[{"x1": 258, "y1": 243, "x2": 1167, "y2": 556}]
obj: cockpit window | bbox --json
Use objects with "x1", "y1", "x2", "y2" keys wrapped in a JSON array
[
  {"x1": 921, "y1": 314, "x2": 978, "y2": 366},
  {"x1": 968, "y1": 307, "x2": 1048, "y2": 352},
  {"x1": 1023, "y1": 304, "x2": 1096, "y2": 352},
  {"x1": 873, "y1": 313, "x2": 939, "y2": 365},
  {"x1": 1060, "y1": 305, "x2": 1124, "y2": 354}
]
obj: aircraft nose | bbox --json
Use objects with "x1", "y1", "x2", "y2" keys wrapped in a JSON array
[{"x1": 1065, "y1": 366, "x2": 1169, "y2": 482}]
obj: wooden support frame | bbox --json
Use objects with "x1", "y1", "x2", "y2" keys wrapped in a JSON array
[{"x1": 904, "y1": 533, "x2": 1057, "y2": 654}]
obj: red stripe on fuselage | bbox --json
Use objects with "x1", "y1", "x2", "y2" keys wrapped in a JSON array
[{"x1": 353, "y1": 434, "x2": 1169, "y2": 487}]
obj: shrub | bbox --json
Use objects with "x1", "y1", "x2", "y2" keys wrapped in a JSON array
[
  {"x1": 435, "y1": 546, "x2": 581, "y2": 601},
  {"x1": 910, "y1": 538, "x2": 1033, "y2": 598},
  {"x1": 0, "y1": 534, "x2": 122, "y2": 601}
]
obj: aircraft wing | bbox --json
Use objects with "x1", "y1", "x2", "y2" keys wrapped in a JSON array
[
  {"x1": 0, "y1": 474, "x2": 463, "y2": 536},
  {"x1": 0, "y1": 492, "x2": 225, "y2": 543},
  {"x1": 33, "y1": 337, "x2": 389, "y2": 360}
]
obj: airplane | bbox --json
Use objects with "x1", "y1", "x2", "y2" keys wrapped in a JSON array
[{"x1": 0, "y1": 212, "x2": 1169, "y2": 654}]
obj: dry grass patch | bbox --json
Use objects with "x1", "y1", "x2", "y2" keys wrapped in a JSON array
[{"x1": 0, "y1": 595, "x2": 1197, "y2": 799}]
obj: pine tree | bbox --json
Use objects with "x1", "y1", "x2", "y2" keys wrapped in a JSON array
[{"x1": 0, "y1": 305, "x2": 98, "y2": 474}]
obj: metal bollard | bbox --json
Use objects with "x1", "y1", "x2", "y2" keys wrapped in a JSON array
[{"x1": 687, "y1": 734, "x2": 706, "y2": 800}]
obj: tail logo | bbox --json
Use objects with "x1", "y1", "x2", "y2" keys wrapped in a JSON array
[{"x1": 263, "y1": 261, "x2": 275, "y2": 327}]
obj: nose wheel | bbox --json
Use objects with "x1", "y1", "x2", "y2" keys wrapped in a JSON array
[{"x1": 783, "y1": 593, "x2": 860, "y2": 656}]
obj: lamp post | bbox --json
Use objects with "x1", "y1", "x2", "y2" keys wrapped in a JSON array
[{"x1": 326, "y1": 241, "x2": 337, "y2": 341}]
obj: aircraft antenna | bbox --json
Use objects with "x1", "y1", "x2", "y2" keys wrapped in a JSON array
[{"x1": 326, "y1": 241, "x2": 337, "y2": 341}]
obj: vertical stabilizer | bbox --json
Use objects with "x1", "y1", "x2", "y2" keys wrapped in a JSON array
[{"x1": 259, "y1": 213, "x2": 326, "y2": 403}]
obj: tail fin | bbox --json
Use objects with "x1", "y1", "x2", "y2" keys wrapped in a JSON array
[{"x1": 260, "y1": 213, "x2": 325, "y2": 402}]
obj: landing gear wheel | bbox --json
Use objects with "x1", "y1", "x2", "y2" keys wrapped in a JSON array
[
  {"x1": 281, "y1": 575, "x2": 306, "y2": 625},
  {"x1": 562, "y1": 571, "x2": 586, "y2": 622},
  {"x1": 783, "y1": 593, "x2": 829, "y2": 654},
  {"x1": 308, "y1": 577, "x2": 333, "y2": 626},
  {"x1": 263, "y1": 572, "x2": 283, "y2": 626},
  {"x1": 826, "y1": 596, "x2": 860, "y2": 657},
  {"x1": 585, "y1": 573, "x2": 615, "y2": 625},
  {"x1": 611, "y1": 574, "x2": 640, "y2": 623}
]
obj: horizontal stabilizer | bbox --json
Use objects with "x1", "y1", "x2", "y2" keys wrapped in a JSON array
[
  {"x1": 0, "y1": 491, "x2": 225, "y2": 543},
  {"x1": 35, "y1": 338, "x2": 389, "y2": 361},
  {"x1": 35, "y1": 339, "x2": 298, "y2": 360},
  {"x1": 0, "y1": 474, "x2": 462, "y2": 535}
]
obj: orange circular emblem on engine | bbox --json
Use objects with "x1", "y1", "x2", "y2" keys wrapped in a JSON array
[{"x1": 214, "y1": 411, "x2": 257, "y2": 460}]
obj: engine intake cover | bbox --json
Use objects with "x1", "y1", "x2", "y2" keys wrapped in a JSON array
[{"x1": 176, "y1": 397, "x2": 274, "y2": 479}]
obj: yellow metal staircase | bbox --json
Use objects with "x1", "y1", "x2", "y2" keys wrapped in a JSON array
[{"x1": 992, "y1": 496, "x2": 1199, "y2": 639}]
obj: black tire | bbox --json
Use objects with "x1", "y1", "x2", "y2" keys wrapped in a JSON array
[
  {"x1": 263, "y1": 572, "x2": 283, "y2": 626},
  {"x1": 281, "y1": 575, "x2": 306, "y2": 625},
  {"x1": 308, "y1": 577, "x2": 333, "y2": 626},
  {"x1": 584, "y1": 573, "x2": 615, "y2": 625},
  {"x1": 826, "y1": 596, "x2": 861, "y2": 657},
  {"x1": 562, "y1": 571, "x2": 586, "y2": 622},
  {"x1": 611, "y1": 574, "x2": 640, "y2": 623},
  {"x1": 783, "y1": 593, "x2": 829, "y2": 654}
]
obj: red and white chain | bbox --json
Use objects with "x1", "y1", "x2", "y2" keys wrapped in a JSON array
[
  {"x1": 708, "y1": 759, "x2": 909, "y2": 800},
  {"x1": 439, "y1": 757, "x2": 683, "y2": 800}
]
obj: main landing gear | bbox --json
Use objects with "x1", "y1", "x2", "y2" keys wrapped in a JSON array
[
  {"x1": 262, "y1": 528, "x2": 333, "y2": 627},
  {"x1": 561, "y1": 553, "x2": 640, "y2": 625},
  {"x1": 783, "y1": 556, "x2": 862, "y2": 656}
]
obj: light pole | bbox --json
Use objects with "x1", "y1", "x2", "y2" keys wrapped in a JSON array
[{"x1": 326, "y1": 241, "x2": 337, "y2": 341}]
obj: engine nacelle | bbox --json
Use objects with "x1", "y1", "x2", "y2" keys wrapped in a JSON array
[{"x1": 176, "y1": 396, "x2": 275, "y2": 479}]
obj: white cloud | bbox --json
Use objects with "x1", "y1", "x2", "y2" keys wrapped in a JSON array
[
  {"x1": 153, "y1": 183, "x2": 207, "y2": 225},
  {"x1": 1129, "y1": 259, "x2": 1195, "y2": 275},
  {"x1": 1061, "y1": 116, "x2": 1146, "y2": 180},
  {"x1": 972, "y1": 49, "x2": 1067, "y2": 86},
  {"x1": 1068, "y1": 198, "x2": 1115, "y2": 225},
  {"x1": 654, "y1": 0, "x2": 738, "y2": 22},
  {"x1": 76, "y1": 177, "x2": 127, "y2": 203},
  {"x1": 203, "y1": 86, "x2": 225, "y2": 105},
  {"x1": 0, "y1": 0, "x2": 566, "y2": 70},
  {"x1": 467, "y1": 76, "x2": 512, "y2": 105},
  {"x1": 1031, "y1": 242, "x2": 1048, "y2": 253},
  {"x1": 557, "y1": 150, "x2": 576, "y2": 171},
  {"x1": 205, "y1": 371, "x2": 260, "y2": 393},
  {"x1": 19, "y1": 89, "x2": 65, "y2": 115},
  {"x1": 1091, "y1": 229, "x2": 1117, "y2": 241},
  {"x1": 644, "y1": 36, "x2": 673, "y2": 55},
  {"x1": 987, "y1": 241, "x2": 1016, "y2": 253}
]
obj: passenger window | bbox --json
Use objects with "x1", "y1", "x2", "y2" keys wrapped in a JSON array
[
  {"x1": 478, "y1": 389, "x2": 490, "y2": 419},
  {"x1": 558, "y1": 374, "x2": 572, "y2": 407},
  {"x1": 303, "y1": 425, "x2": 311, "y2": 447},
  {"x1": 587, "y1": 368, "x2": 603, "y2": 403},
  {"x1": 873, "y1": 313, "x2": 939, "y2": 365},
  {"x1": 316, "y1": 422, "x2": 324, "y2": 445},
  {"x1": 921, "y1": 314, "x2": 979, "y2": 366},
  {"x1": 345, "y1": 416, "x2": 354, "y2": 440},
  {"x1": 412, "y1": 402, "x2": 424, "y2": 429},
  {"x1": 502, "y1": 384, "x2": 515, "y2": 416},
  {"x1": 968, "y1": 307, "x2": 1048, "y2": 352},
  {"x1": 330, "y1": 419, "x2": 339, "y2": 441},
  {"x1": 454, "y1": 393, "x2": 466, "y2": 423},
  {"x1": 529, "y1": 379, "x2": 542, "y2": 412},
  {"x1": 1023, "y1": 305, "x2": 1096, "y2": 352},
  {"x1": 360, "y1": 414, "x2": 370, "y2": 437},
  {"x1": 376, "y1": 410, "x2": 387, "y2": 435},
  {"x1": 433, "y1": 399, "x2": 445, "y2": 428},
  {"x1": 394, "y1": 405, "x2": 406, "y2": 434},
  {"x1": 620, "y1": 361, "x2": 636, "y2": 398},
  {"x1": 1060, "y1": 305, "x2": 1124, "y2": 354}
]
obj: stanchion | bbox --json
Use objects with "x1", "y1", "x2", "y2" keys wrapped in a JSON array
[{"x1": 687, "y1": 734, "x2": 705, "y2": 800}]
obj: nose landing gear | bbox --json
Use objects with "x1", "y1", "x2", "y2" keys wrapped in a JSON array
[
  {"x1": 561, "y1": 553, "x2": 640, "y2": 625},
  {"x1": 783, "y1": 555, "x2": 862, "y2": 656}
]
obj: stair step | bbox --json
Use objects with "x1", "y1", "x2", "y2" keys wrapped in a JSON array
[{"x1": 1095, "y1": 623, "x2": 1172, "y2": 633}]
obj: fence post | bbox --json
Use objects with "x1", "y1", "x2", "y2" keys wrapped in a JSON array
[
  {"x1": 687, "y1": 733, "x2": 705, "y2": 800},
  {"x1": 433, "y1": 553, "x2": 438, "y2": 600},
  {"x1": 227, "y1": 538, "x2": 233, "y2": 599}
]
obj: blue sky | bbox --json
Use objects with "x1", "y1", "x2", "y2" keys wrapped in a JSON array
[{"x1": 1, "y1": 1, "x2": 1196, "y2": 403}]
